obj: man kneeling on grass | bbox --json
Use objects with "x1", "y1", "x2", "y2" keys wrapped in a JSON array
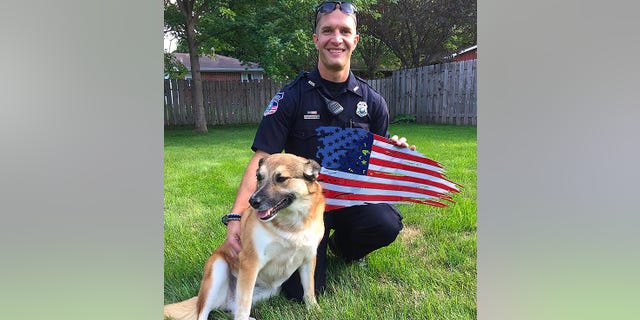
[{"x1": 221, "y1": 1, "x2": 416, "y2": 301}]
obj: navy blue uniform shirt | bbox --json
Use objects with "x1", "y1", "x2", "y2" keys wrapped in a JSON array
[{"x1": 252, "y1": 68, "x2": 390, "y2": 162}]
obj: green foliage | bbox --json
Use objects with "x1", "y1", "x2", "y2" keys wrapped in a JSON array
[
  {"x1": 164, "y1": 52, "x2": 189, "y2": 79},
  {"x1": 164, "y1": 123, "x2": 476, "y2": 319},
  {"x1": 167, "y1": 0, "x2": 237, "y2": 56},
  {"x1": 164, "y1": 0, "x2": 476, "y2": 79},
  {"x1": 353, "y1": 24, "x2": 401, "y2": 79},
  {"x1": 359, "y1": 0, "x2": 477, "y2": 67},
  {"x1": 163, "y1": 1, "x2": 184, "y2": 37},
  {"x1": 228, "y1": 0, "x2": 319, "y2": 81}
]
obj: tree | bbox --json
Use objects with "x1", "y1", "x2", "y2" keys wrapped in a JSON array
[
  {"x1": 354, "y1": 24, "x2": 400, "y2": 79},
  {"x1": 164, "y1": 0, "x2": 235, "y2": 133},
  {"x1": 189, "y1": 0, "x2": 379, "y2": 81},
  {"x1": 359, "y1": 0, "x2": 476, "y2": 68},
  {"x1": 164, "y1": 52, "x2": 189, "y2": 79},
  {"x1": 214, "y1": 0, "x2": 319, "y2": 81}
]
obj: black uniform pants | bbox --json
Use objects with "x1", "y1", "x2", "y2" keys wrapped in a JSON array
[{"x1": 281, "y1": 203, "x2": 403, "y2": 301}]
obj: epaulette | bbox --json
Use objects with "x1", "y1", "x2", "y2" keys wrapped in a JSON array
[
  {"x1": 296, "y1": 70, "x2": 311, "y2": 83},
  {"x1": 354, "y1": 74, "x2": 368, "y2": 83},
  {"x1": 353, "y1": 74, "x2": 380, "y2": 94}
]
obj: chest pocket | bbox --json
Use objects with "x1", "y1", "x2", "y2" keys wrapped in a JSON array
[
  {"x1": 288, "y1": 126, "x2": 320, "y2": 160},
  {"x1": 291, "y1": 127, "x2": 316, "y2": 141}
]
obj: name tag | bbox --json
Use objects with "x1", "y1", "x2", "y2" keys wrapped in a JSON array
[{"x1": 304, "y1": 110, "x2": 320, "y2": 120}]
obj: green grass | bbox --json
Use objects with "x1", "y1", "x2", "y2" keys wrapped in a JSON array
[{"x1": 164, "y1": 123, "x2": 477, "y2": 319}]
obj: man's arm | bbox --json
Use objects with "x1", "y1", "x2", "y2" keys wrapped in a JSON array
[{"x1": 222, "y1": 149, "x2": 271, "y2": 254}]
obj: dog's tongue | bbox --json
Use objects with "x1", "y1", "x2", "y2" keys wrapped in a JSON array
[{"x1": 257, "y1": 208, "x2": 273, "y2": 219}]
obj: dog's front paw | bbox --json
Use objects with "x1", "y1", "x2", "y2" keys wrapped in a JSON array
[{"x1": 305, "y1": 297, "x2": 320, "y2": 311}]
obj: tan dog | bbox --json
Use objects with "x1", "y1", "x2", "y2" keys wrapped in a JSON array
[{"x1": 164, "y1": 153, "x2": 325, "y2": 320}]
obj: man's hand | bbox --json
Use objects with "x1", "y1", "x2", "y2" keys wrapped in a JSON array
[
  {"x1": 223, "y1": 220, "x2": 242, "y2": 256},
  {"x1": 390, "y1": 135, "x2": 417, "y2": 151}
]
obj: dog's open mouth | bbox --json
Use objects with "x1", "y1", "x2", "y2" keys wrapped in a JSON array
[{"x1": 256, "y1": 197, "x2": 293, "y2": 222}]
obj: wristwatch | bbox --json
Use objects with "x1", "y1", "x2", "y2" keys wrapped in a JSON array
[{"x1": 221, "y1": 213, "x2": 242, "y2": 225}]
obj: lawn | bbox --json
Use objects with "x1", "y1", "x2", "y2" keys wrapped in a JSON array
[{"x1": 164, "y1": 123, "x2": 477, "y2": 319}]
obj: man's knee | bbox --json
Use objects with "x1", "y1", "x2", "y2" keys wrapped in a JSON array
[
  {"x1": 376, "y1": 219, "x2": 402, "y2": 246},
  {"x1": 352, "y1": 203, "x2": 403, "y2": 246},
  {"x1": 372, "y1": 204, "x2": 403, "y2": 242}
]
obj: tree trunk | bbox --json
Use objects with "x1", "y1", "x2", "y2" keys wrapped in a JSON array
[
  {"x1": 177, "y1": 0, "x2": 208, "y2": 133},
  {"x1": 185, "y1": 23, "x2": 207, "y2": 133}
]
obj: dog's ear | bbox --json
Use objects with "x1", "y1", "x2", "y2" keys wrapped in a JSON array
[
  {"x1": 256, "y1": 157, "x2": 266, "y2": 181},
  {"x1": 303, "y1": 159, "x2": 321, "y2": 182}
]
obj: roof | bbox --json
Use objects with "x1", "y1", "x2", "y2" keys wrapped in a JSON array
[
  {"x1": 452, "y1": 45, "x2": 477, "y2": 57},
  {"x1": 172, "y1": 53, "x2": 264, "y2": 72}
]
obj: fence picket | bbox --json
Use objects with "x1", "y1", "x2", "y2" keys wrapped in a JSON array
[{"x1": 164, "y1": 79, "x2": 171, "y2": 126}]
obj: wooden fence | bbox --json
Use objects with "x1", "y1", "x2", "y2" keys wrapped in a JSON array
[
  {"x1": 164, "y1": 59, "x2": 476, "y2": 127},
  {"x1": 367, "y1": 59, "x2": 477, "y2": 125},
  {"x1": 164, "y1": 78, "x2": 285, "y2": 126}
]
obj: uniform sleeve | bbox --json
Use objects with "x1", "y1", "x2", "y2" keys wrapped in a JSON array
[{"x1": 251, "y1": 88, "x2": 297, "y2": 154}]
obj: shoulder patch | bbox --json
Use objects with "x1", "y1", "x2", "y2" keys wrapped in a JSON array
[{"x1": 264, "y1": 91, "x2": 284, "y2": 116}]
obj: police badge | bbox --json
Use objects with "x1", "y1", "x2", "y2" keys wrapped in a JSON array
[{"x1": 356, "y1": 101, "x2": 368, "y2": 117}]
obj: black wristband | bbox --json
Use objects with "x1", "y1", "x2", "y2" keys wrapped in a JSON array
[{"x1": 221, "y1": 213, "x2": 242, "y2": 225}]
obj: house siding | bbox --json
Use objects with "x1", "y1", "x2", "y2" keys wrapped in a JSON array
[
  {"x1": 201, "y1": 72, "x2": 240, "y2": 81},
  {"x1": 171, "y1": 53, "x2": 266, "y2": 81},
  {"x1": 453, "y1": 49, "x2": 477, "y2": 61}
]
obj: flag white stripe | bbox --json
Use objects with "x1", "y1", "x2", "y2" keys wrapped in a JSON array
[
  {"x1": 320, "y1": 182, "x2": 442, "y2": 200},
  {"x1": 371, "y1": 141, "x2": 444, "y2": 172},
  {"x1": 325, "y1": 198, "x2": 392, "y2": 207},
  {"x1": 372, "y1": 138, "x2": 440, "y2": 163},
  {"x1": 367, "y1": 163, "x2": 458, "y2": 190},
  {"x1": 319, "y1": 168, "x2": 451, "y2": 194}
]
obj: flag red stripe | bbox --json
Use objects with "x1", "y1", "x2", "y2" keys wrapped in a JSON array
[
  {"x1": 321, "y1": 181, "x2": 454, "y2": 202},
  {"x1": 368, "y1": 157, "x2": 446, "y2": 179},
  {"x1": 318, "y1": 174, "x2": 449, "y2": 200},
  {"x1": 325, "y1": 195, "x2": 447, "y2": 211},
  {"x1": 367, "y1": 170, "x2": 460, "y2": 193},
  {"x1": 372, "y1": 136, "x2": 442, "y2": 168},
  {"x1": 323, "y1": 190, "x2": 448, "y2": 207}
]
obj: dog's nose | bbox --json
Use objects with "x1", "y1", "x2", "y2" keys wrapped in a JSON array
[{"x1": 249, "y1": 194, "x2": 261, "y2": 209}]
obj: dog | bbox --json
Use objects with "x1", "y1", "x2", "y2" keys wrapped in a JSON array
[{"x1": 164, "y1": 153, "x2": 325, "y2": 320}]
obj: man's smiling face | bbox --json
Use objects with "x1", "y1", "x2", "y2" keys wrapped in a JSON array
[{"x1": 313, "y1": 9, "x2": 359, "y2": 76}]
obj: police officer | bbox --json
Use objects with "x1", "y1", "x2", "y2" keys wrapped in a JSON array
[{"x1": 221, "y1": 1, "x2": 416, "y2": 301}]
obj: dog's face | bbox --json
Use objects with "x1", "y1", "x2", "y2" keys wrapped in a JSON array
[{"x1": 249, "y1": 154, "x2": 321, "y2": 222}]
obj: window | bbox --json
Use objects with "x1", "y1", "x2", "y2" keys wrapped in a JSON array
[{"x1": 241, "y1": 72, "x2": 264, "y2": 82}]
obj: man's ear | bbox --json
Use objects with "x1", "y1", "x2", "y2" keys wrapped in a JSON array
[{"x1": 303, "y1": 159, "x2": 321, "y2": 182}]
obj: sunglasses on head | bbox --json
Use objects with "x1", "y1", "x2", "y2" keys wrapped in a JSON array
[
  {"x1": 314, "y1": 2, "x2": 358, "y2": 30},
  {"x1": 315, "y1": 1, "x2": 358, "y2": 16}
]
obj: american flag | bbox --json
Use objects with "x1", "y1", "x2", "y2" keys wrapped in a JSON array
[{"x1": 315, "y1": 126, "x2": 461, "y2": 211}]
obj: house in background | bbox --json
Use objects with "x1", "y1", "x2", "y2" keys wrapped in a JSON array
[
  {"x1": 171, "y1": 53, "x2": 265, "y2": 82},
  {"x1": 451, "y1": 45, "x2": 477, "y2": 62}
]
